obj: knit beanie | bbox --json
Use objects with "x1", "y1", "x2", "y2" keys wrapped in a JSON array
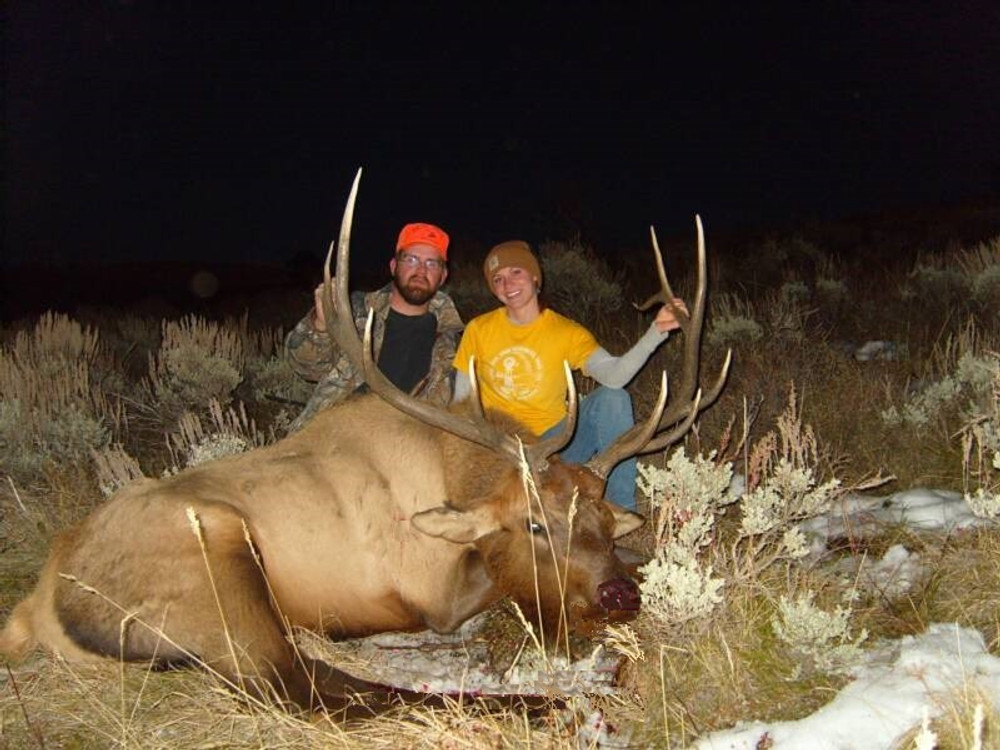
[{"x1": 483, "y1": 240, "x2": 542, "y2": 285}]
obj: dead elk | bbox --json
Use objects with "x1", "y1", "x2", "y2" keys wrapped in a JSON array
[{"x1": 0, "y1": 170, "x2": 729, "y2": 718}]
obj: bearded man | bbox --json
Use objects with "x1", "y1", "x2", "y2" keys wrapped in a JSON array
[{"x1": 285, "y1": 222, "x2": 463, "y2": 431}]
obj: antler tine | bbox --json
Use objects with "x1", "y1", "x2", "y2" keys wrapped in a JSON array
[
  {"x1": 323, "y1": 169, "x2": 529, "y2": 464},
  {"x1": 585, "y1": 371, "x2": 668, "y2": 478},
  {"x1": 525, "y1": 361, "x2": 579, "y2": 463},
  {"x1": 322, "y1": 169, "x2": 364, "y2": 371},
  {"x1": 588, "y1": 215, "x2": 728, "y2": 475},
  {"x1": 649, "y1": 214, "x2": 707, "y2": 423},
  {"x1": 467, "y1": 357, "x2": 485, "y2": 420},
  {"x1": 634, "y1": 225, "x2": 679, "y2": 313},
  {"x1": 358, "y1": 298, "x2": 526, "y2": 462},
  {"x1": 641, "y1": 350, "x2": 731, "y2": 456},
  {"x1": 652, "y1": 224, "x2": 678, "y2": 310}
]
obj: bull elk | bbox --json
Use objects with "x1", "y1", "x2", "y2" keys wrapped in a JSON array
[{"x1": 0, "y1": 169, "x2": 729, "y2": 718}]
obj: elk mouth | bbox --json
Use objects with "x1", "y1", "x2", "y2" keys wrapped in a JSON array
[
  {"x1": 598, "y1": 577, "x2": 641, "y2": 613},
  {"x1": 565, "y1": 576, "x2": 642, "y2": 637}
]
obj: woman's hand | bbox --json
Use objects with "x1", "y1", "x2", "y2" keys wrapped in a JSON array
[{"x1": 654, "y1": 297, "x2": 688, "y2": 333}]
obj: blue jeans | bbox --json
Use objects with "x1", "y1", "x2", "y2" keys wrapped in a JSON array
[{"x1": 540, "y1": 386, "x2": 637, "y2": 511}]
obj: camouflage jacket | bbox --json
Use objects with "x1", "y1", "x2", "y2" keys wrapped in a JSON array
[{"x1": 284, "y1": 284, "x2": 464, "y2": 431}]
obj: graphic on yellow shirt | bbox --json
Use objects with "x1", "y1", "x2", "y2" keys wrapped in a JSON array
[
  {"x1": 485, "y1": 345, "x2": 543, "y2": 400},
  {"x1": 454, "y1": 308, "x2": 600, "y2": 435}
]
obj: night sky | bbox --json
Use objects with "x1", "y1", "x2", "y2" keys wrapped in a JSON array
[{"x1": 5, "y1": 2, "x2": 1000, "y2": 273}]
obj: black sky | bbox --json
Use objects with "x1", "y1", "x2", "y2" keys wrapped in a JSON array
[{"x1": 5, "y1": 2, "x2": 1000, "y2": 271}]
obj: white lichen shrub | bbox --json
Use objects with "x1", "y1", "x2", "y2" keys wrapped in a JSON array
[
  {"x1": 955, "y1": 234, "x2": 1000, "y2": 315},
  {"x1": 638, "y1": 449, "x2": 735, "y2": 551},
  {"x1": 739, "y1": 458, "x2": 841, "y2": 538},
  {"x1": 183, "y1": 432, "x2": 249, "y2": 468},
  {"x1": 972, "y1": 264, "x2": 1000, "y2": 312},
  {"x1": 639, "y1": 550, "x2": 725, "y2": 625},
  {"x1": 637, "y1": 449, "x2": 734, "y2": 625},
  {"x1": 963, "y1": 454, "x2": 1000, "y2": 519},
  {"x1": 163, "y1": 399, "x2": 267, "y2": 474},
  {"x1": 738, "y1": 387, "x2": 843, "y2": 566},
  {"x1": 882, "y1": 379, "x2": 959, "y2": 429},
  {"x1": 707, "y1": 315, "x2": 764, "y2": 348},
  {"x1": 772, "y1": 591, "x2": 868, "y2": 674},
  {"x1": 637, "y1": 386, "x2": 843, "y2": 626}
]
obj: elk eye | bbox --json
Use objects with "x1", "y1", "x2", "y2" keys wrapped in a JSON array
[{"x1": 526, "y1": 520, "x2": 545, "y2": 535}]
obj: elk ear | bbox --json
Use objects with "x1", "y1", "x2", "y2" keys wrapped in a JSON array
[
  {"x1": 608, "y1": 504, "x2": 645, "y2": 538},
  {"x1": 411, "y1": 506, "x2": 498, "y2": 544}
]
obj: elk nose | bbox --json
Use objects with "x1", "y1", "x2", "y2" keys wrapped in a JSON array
[{"x1": 597, "y1": 577, "x2": 641, "y2": 612}]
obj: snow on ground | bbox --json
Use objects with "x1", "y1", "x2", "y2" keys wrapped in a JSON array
[
  {"x1": 801, "y1": 487, "x2": 981, "y2": 541},
  {"x1": 698, "y1": 487, "x2": 1000, "y2": 749},
  {"x1": 696, "y1": 623, "x2": 1000, "y2": 750}
]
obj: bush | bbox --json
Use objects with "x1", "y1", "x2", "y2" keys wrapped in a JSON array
[
  {"x1": 900, "y1": 262, "x2": 971, "y2": 307},
  {"x1": 164, "y1": 398, "x2": 270, "y2": 474},
  {"x1": 772, "y1": 591, "x2": 868, "y2": 675},
  {"x1": 881, "y1": 351, "x2": 998, "y2": 431},
  {"x1": 537, "y1": 239, "x2": 624, "y2": 329},
  {"x1": 707, "y1": 294, "x2": 764, "y2": 349},
  {"x1": 145, "y1": 315, "x2": 244, "y2": 421},
  {"x1": 0, "y1": 313, "x2": 118, "y2": 483},
  {"x1": 246, "y1": 354, "x2": 313, "y2": 405},
  {"x1": 636, "y1": 387, "x2": 843, "y2": 628},
  {"x1": 815, "y1": 277, "x2": 849, "y2": 309}
]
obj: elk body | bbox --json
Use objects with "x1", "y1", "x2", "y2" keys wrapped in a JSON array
[
  {"x1": 1, "y1": 394, "x2": 641, "y2": 715},
  {"x1": 0, "y1": 170, "x2": 728, "y2": 717}
]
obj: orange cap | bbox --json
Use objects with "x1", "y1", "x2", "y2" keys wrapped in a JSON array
[{"x1": 396, "y1": 222, "x2": 449, "y2": 259}]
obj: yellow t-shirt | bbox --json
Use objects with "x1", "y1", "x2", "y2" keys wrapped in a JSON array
[{"x1": 454, "y1": 308, "x2": 599, "y2": 435}]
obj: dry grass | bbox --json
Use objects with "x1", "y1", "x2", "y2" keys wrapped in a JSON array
[{"x1": 896, "y1": 691, "x2": 1000, "y2": 750}]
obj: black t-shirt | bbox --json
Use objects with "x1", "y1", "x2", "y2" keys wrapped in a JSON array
[{"x1": 377, "y1": 308, "x2": 438, "y2": 393}]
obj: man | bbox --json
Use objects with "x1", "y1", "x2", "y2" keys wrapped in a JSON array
[{"x1": 285, "y1": 222, "x2": 463, "y2": 431}]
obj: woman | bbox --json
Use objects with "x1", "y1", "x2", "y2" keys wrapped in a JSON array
[{"x1": 453, "y1": 240, "x2": 685, "y2": 510}]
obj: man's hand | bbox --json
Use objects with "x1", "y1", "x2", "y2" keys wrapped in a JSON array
[
  {"x1": 312, "y1": 282, "x2": 336, "y2": 332},
  {"x1": 655, "y1": 297, "x2": 688, "y2": 333}
]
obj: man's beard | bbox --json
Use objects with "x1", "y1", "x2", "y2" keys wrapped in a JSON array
[{"x1": 393, "y1": 273, "x2": 436, "y2": 306}]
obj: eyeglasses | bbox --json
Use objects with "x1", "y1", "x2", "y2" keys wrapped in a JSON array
[{"x1": 397, "y1": 252, "x2": 446, "y2": 272}]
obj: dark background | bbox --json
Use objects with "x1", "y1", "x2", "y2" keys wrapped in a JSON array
[{"x1": 4, "y1": 2, "x2": 1000, "y2": 316}]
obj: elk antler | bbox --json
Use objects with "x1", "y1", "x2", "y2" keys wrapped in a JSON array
[
  {"x1": 586, "y1": 216, "x2": 732, "y2": 478},
  {"x1": 321, "y1": 169, "x2": 577, "y2": 468}
]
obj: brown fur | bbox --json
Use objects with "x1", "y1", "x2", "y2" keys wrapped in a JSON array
[{"x1": 0, "y1": 394, "x2": 643, "y2": 715}]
